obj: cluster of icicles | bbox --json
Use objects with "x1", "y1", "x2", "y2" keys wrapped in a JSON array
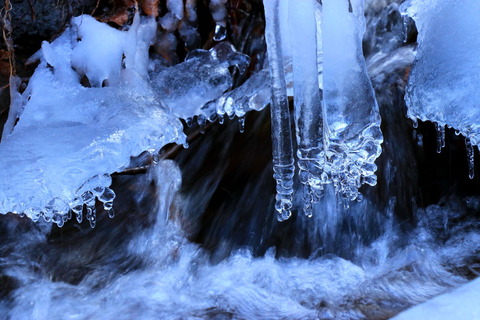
[
  {"x1": 263, "y1": 0, "x2": 383, "y2": 220},
  {"x1": 0, "y1": 0, "x2": 385, "y2": 226}
]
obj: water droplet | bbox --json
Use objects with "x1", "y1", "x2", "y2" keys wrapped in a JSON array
[
  {"x1": 93, "y1": 186, "x2": 104, "y2": 197},
  {"x1": 208, "y1": 112, "x2": 218, "y2": 123},
  {"x1": 56, "y1": 219, "x2": 64, "y2": 228},
  {"x1": 213, "y1": 24, "x2": 227, "y2": 41},
  {"x1": 43, "y1": 213, "x2": 51, "y2": 223},
  {"x1": 238, "y1": 116, "x2": 245, "y2": 133},
  {"x1": 81, "y1": 191, "x2": 95, "y2": 207},
  {"x1": 402, "y1": 15, "x2": 409, "y2": 43},
  {"x1": 108, "y1": 208, "x2": 115, "y2": 219},
  {"x1": 197, "y1": 114, "x2": 207, "y2": 126},
  {"x1": 412, "y1": 118, "x2": 418, "y2": 128},
  {"x1": 76, "y1": 210, "x2": 83, "y2": 223},
  {"x1": 86, "y1": 206, "x2": 96, "y2": 228},
  {"x1": 99, "y1": 188, "x2": 115, "y2": 203},
  {"x1": 103, "y1": 201, "x2": 113, "y2": 211}
]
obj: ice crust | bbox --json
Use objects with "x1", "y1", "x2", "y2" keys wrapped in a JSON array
[
  {"x1": 402, "y1": 0, "x2": 480, "y2": 146},
  {"x1": 0, "y1": 15, "x2": 185, "y2": 226}
]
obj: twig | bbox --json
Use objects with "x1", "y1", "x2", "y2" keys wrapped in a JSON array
[
  {"x1": 91, "y1": 0, "x2": 101, "y2": 16},
  {"x1": 27, "y1": 0, "x2": 36, "y2": 20},
  {"x1": 1, "y1": 0, "x2": 15, "y2": 77}
]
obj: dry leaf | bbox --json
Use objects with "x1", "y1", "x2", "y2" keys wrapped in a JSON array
[{"x1": 139, "y1": 0, "x2": 159, "y2": 17}]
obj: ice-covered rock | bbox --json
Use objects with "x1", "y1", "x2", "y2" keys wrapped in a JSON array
[
  {"x1": 402, "y1": 0, "x2": 480, "y2": 150},
  {"x1": 392, "y1": 277, "x2": 480, "y2": 320},
  {"x1": 0, "y1": 15, "x2": 185, "y2": 226}
]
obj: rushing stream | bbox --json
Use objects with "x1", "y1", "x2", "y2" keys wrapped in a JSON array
[{"x1": 0, "y1": 0, "x2": 480, "y2": 319}]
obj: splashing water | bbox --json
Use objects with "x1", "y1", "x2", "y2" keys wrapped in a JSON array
[{"x1": 1, "y1": 161, "x2": 479, "y2": 319}]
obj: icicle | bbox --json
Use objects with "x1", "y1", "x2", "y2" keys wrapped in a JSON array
[
  {"x1": 86, "y1": 206, "x2": 96, "y2": 228},
  {"x1": 412, "y1": 118, "x2": 418, "y2": 128},
  {"x1": 435, "y1": 122, "x2": 445, "y2": 153},
  {"x1": 263, "y1": 0, "x2": 295, "y2": 221},
  {"x1": 210, "y1": 0, "x2": 228, "y2": 41},
  {"x1": 400, "y1": 10, "x2": 409, "y2": 43},
  {"x1": 76, "y1": 210, "x2": 83, "y2": 223},
  {"x1": 179, "y1": 0, "x2": 201, "y2": 49},
  {"x1": 288, "y1": 0, "x2": 326, "y2": 217},
  {"x1": 207, "y1": 111, "x2": 218, "y2": 123},
  {"x1": 322, "y1": 0, "x2": 383, "y2": 202},
  {"x1": 214, "y1": 25, "x2": 227, "y2": 42},
  {"x1": 466, "y1": 138, "x2": 475, "y2": 179},
  {"x1": 238, "y1": 116, "x2": 245, "y2": 133},
  {"x1": 197, "y1": 114, "x2": 207, "y2": 127}
]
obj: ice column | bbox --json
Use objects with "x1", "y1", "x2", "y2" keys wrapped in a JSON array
[
  {"x1": 322, "y1": 0, "x2": 383, "y2": 202},
  {"x1": 263, "y1": 0, "x2": 295, "y2": 221},
  {"x1": 288, "y1": 0, "x2": 326, "y2": 217}
]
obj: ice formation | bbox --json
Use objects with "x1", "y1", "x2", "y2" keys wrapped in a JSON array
[
  {"x1": 263, "y1": 0, "x2": 295, "y2": 221},
  {"x1": 1, "y1": 0, "x2": 386, "y2": 224},
  {"x1": 0, "y1": 15, "x2": 185, "y2": 226},
  {"x1": 322, "y1": 0, "x2": 383, "y2": 202},
  {"x1": 209, "y1": 0, "x2": 228, "y2": 41},
  {"x1": 151, "y1": 42, "x2": 250, "y2": 125},
  {"x1": 402, "y1": 0, "x2": 480, "y2": 171},
  {"x1": 263, "y1": 0, "x2": 383, "y2": 218},
  {"x1": 289, "y1": 0, "x2": 326, "y2": 217},
  {"x1": 0, "y1": 9, "x2": 269, "y2": 226}
]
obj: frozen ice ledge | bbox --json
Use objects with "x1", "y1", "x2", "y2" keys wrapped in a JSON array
[{"x1": 0, "y1": 14, "x2": 260, "y2": 227}]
